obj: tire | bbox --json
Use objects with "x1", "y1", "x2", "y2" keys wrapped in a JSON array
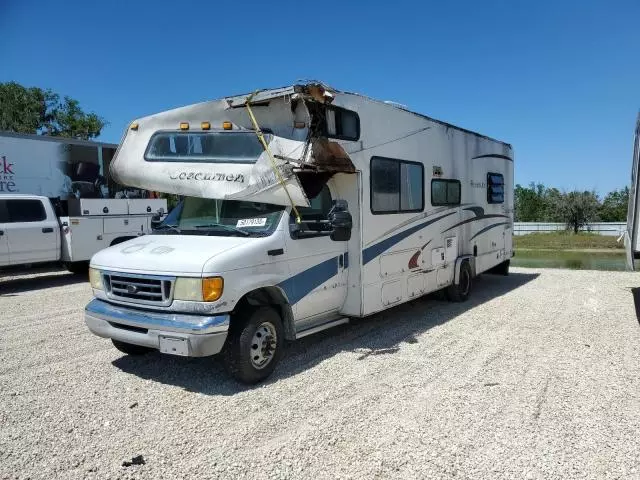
[
  {"x1": 64, "y1": 261, "x2": 89, "y2": 274},
  {"x1": 222, "y1": 306, "x2": 284, "y2": 384},
  {"x1": 112, "y1": 339, "x2": 153, "y2": 355},
  {"x1": 446, "y1": 261, "x2": 472, "y2": 302},
  {"x1": 487, "y1": 259, "x2": 510, "y2": 276}
]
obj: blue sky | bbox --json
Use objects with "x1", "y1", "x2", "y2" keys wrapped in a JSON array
[{"x1": 1, "y1": 0, "x2": 638, "y2": 196}]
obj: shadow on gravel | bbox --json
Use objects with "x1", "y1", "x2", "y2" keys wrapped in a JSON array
[
  {"x1": 0, "y1": 269, "x2": 87, "y2": 296},
  {"x1": 112, "y1": 272, "x2": 539, "y2": 395}
]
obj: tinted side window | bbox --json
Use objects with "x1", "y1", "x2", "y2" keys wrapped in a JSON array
[
  {"x1": 291, "y1": 185, "x2": 333, "y2": 237},
  {"x1": 487, "y1": 172, "x2": 504, "y2": 204},
  {"x1": 6, "y1": 200, "x2": 47, "y2": 223},
  {"x1": 371, "y1": 157, "x2": 400, "y2": 213},
  {"x1": 431, "y1": 179, "x2": 461, "y2": 206},
  {"x1": 371, "y1": 157, "x2": 424, "y2": 214},
  {"x1": 325, "y1": 106, "x2": 360, "y2": 141},
  {"x1": 0, "y1": 201, "x2": 8, "y2": 223}
]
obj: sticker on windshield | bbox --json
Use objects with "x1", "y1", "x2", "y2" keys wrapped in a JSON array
[{"x1": 236, "y1": 218, "x2": 267, "y2": 228}]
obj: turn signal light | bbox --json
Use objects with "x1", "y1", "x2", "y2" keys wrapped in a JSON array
[
  {"x1": 130, "y1": 122, "x2": 139, "y2": 131},
  {"x1": 179, "y1": 122, "x2": 190, "y2": 130},
  {"x1": 222, "y1": 121, "x2": 232, "y2": 130},
  {"x1": 202, "y1": 277, "x2": 224, "y2": 302}
]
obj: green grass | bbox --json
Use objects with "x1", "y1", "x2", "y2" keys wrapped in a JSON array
[{"x1": 513, "y1": 232, "x2": 623, "y2": 250}]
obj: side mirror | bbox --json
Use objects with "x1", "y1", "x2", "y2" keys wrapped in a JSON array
[{"x1": 329, "y1": 200, "x2": 352, "y2": 242}]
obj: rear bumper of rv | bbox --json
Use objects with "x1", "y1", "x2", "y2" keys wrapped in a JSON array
[{"x1": 84, "y1": 299, "x2": 229, "y2": 357}]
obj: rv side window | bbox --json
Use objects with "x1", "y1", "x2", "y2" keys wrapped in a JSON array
[
  {"x1": 325, "y1": 106, "x2": 360, "y2": 141},
  {"x1": 371, "y1": 157, "x2": 424, "y2": 214},
  {"x1": 431, "y1": 179, "x2": 461, "y2": 206},
  {"x1": 487, "y1": 173, "x2": 504, "y2": 204},
  {"x1": 5, "y1": 200, "x2": 47, "y2": 223}
]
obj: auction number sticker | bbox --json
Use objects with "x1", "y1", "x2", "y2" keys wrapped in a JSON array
[{"x1": 236, "y1": 217, "x2": 267, "y2": 228}]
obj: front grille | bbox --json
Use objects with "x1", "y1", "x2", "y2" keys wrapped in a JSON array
[{"x1": 103, "y1": 272, "x2": 174, "y2": 306}]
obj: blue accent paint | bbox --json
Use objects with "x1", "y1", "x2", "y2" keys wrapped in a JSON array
[
  {"x1": 470, "y1": 221, "x2": 511, "y2": 240},
  {"x1": 362, "y1": 211, "x2": 456, "y2": 265},
  {"x1": 464, "y1": 206, "x2": 484, "y2": 217},
  {"x1": 85, "y1": 299, "x2": 230, "y2": 333},
  {"x1": 442, "y1": 214, "x2": 510, "y2": 233},
  {"x1": 278, "y1": 256, "x2": 339, "y2": 306}
]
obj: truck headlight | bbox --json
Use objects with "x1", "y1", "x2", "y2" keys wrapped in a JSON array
[
  {"x1": 174, "y1": 277, "x2": 224, "y2": 302},
  {"x1": 89, "y1": 268, "x2": 103, "y2": 290}
]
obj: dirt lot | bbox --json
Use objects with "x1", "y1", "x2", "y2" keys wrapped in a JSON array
[{"x1": 1, "y1": 267, "x2": 639, "y2": 479}]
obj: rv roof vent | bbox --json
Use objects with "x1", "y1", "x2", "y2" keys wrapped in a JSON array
[{"x1": 383, "y1": 100, "x2": 410, "y2": 111}]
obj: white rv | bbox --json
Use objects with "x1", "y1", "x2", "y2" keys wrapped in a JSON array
[
  {"x1": 85, "y1": 83, "x2": 514, "y2": 383},
  {"x1": 625, "y1": 113, "x2": 640, "y2": 270}
]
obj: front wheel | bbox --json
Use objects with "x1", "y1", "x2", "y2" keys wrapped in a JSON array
[
  {"x1": 222, "y1": 307, "x2": 284, "y2": 384},
  {"x1": 446, "y1": 261, "x2": 472, "y2": 302}
]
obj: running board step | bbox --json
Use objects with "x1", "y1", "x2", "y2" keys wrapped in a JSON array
[{"x1": 295, "y1": 317, "x2": 349, "y2": 339}]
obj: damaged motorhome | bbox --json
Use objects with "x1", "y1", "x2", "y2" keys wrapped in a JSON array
[{"x1": 85, "y1": 82, "x2": 514, "y2": 383}]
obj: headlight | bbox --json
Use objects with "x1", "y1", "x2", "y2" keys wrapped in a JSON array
[
  {"x1": 89, "y1": 268, "x2": 103, "y2": 290},
  {"x1": 174, "y1": 277, "x2": 224, "y2": 302}
]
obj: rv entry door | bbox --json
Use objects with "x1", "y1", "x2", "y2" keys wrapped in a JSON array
[{"x1": 284, "y1": 184, "x2": 348, "y2": 327}]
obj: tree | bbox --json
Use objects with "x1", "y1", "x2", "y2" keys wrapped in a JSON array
[
  {"x1": 599, "y1": 187, "x2": 629, "y2": 222},
  {"x1": 515, "y1": 182, "x2": 547, "y2": 221},
  {"x1": 558, "y1": 190, "x2": 600, "y2": 233},
  {"x1": 0, "y1": 81, "x2": 106, "y2": 140}
]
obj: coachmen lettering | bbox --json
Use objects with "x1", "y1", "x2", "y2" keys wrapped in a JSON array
[{"x1": 169, "y1": 172, "x2": 245, "y2": 182}]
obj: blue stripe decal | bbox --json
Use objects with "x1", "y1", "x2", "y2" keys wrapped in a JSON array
[
  {"x1": 362, "y1": 211, "x2": 456, "y2": 265},
  {"x1": 278, "y1": 256, "x2": 339, "y2": 306},
  {"x1": 470, "y1": 221, "x2": 511, "y2": 240}
]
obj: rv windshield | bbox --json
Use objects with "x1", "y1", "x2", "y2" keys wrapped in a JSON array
[
  {"x1": 145, "y1": 131, "x2": 268, "y2": 163},
  {"x1": 154, "y1": 197, "x2": 284, "y2": 237}
]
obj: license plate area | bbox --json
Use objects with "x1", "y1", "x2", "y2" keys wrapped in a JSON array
[{"x1": 159, "y1": 336, "x2": 189, "y2": 356}]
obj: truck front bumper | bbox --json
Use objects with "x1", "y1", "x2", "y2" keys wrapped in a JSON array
[{"x1": 84, "y1": 299, "x2": 229, "y2": 357}]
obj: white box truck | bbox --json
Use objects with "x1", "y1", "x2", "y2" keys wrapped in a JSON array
[
  {"x1": 0, "y1": 132, "x2": 167, "y2": 272},
  {"x1": 84, "y1": 82, "x2": 513, "y2": 383}
]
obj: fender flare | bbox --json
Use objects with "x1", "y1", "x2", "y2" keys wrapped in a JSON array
[{"x1": 454, "y1": 255, "x2": 475, "y2": 284}]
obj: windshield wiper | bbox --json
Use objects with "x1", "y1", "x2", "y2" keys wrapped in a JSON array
[
  {"x1": 193, "y1": 223, "x2": 250, "y2": 236},
  {"x1": 153, "y1": 224, "x2": 181, "y2": 234}
]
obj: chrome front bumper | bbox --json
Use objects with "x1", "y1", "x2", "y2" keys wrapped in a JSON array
[{"x1": 84, "y1": 299, "x2": 229, "y2": 357}]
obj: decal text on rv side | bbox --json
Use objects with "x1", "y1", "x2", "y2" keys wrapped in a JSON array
[{"x1": 169, "y1": 172, "x2": 245, "y2": 183}]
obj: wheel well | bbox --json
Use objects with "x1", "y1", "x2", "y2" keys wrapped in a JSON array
[
  {"x1": 454, "y1": 256, "x2": 475, "y2": 284},
  {"x1": 233, "y1": 287, "x2": 295, "y2": 340},
  {"x1": 110, "y1": 236, "x2": 135, "y2": 246}
]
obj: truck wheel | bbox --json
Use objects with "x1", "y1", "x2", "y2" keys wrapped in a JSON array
[
  {"x1": 111, "y1": 339, "x2": 153, "y2": 355},
  {"x1": 446, "y1": 261, "x2": 472, "y2": 302},
  {"x1": 222, "y1": 306, "x2": 284, "y2": 384},
  {"x1": 64, "y1": 261, "x2": 89, "y2": 274}
]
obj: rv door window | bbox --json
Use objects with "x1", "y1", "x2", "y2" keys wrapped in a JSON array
[
  {"x1": 431, "y1": 179, "x2": 461, "y2": 206},
  {"x1": 371, "y1": 157, "x2": 424, "y2": 214},
  {"x1": 145, "y1": 131, "x2": 267, "y2": 163},
  {"x1": 487, "y1": 173, "x2": 504, "y2": 204}
]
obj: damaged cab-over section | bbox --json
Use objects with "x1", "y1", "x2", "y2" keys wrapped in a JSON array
[{"x1": 109, "y1": 83, "x2": 357, "y2": 207}]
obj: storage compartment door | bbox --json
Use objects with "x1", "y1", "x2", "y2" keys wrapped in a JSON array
[
  {"x1": 104, "y1": 217, "x2": 146, "y2": 234},
  {"x1": 128, "y1": 199, "x2": 168, "y2": 215}
]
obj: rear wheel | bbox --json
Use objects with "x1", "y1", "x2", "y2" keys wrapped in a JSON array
[
  {"x1": 64, "y1": 261, "x2": 89, "y2": 274},
  {"x1": 446, "y1": 261, "x2": 472, "y2": 302},
  {"x1": 222, "y1": 306, "x2": 284, "y2": 384},
  {"x1": 111, "y1": 339, "x2": 153, "y2": 355}
]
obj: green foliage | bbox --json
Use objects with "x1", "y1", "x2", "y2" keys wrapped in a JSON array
[
  {"x1": 0, "y1": 81, "x2": 106, "y2": 140},
  {"x1": 558, "y1": 190, "x2": 600, "y2": 233},
  {"x1": 514, "y1": 232, "x2": 623, "y2": 250},
  {"x1": 515, "y1": 182, "x2": 627, "y2": 229},
  {"x1": 599, "y1": 187, "x2": 629, "y2": 222}
]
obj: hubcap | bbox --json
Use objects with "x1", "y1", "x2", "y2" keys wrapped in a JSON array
[{"x1": 250, "y1": 321, "x2": 277, "y2": 369}]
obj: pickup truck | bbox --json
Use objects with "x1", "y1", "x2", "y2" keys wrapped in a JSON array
[{"x1": 0, "y1": 194, "x2": 166, "y2": 273}]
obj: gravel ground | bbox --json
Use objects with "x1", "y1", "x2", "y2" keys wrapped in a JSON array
[{"x1": 1, "y1": 267, "x2": 640, "y2": 479}]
